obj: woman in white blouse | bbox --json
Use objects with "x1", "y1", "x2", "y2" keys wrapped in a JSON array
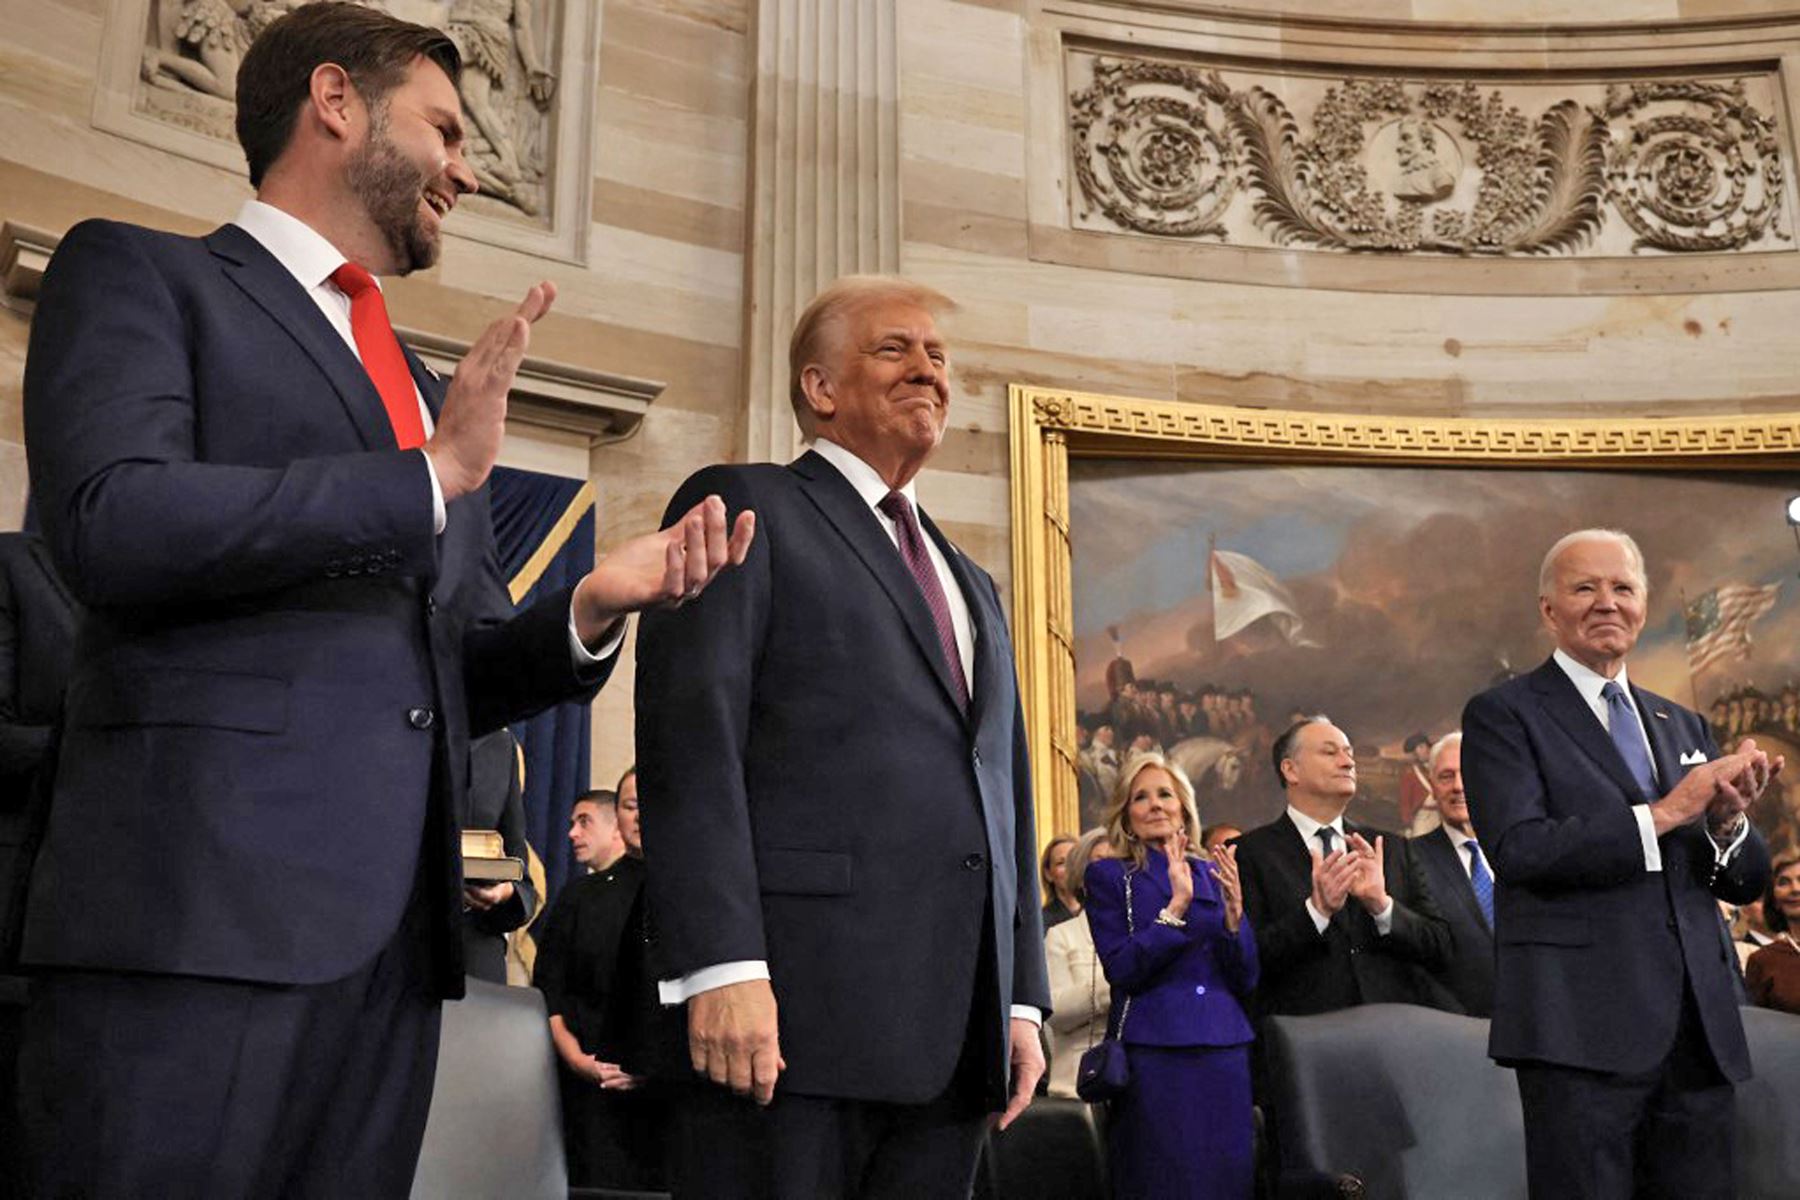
[{"x1": 1044, "y1": 826, "x2": 1117, "y2": 1098}]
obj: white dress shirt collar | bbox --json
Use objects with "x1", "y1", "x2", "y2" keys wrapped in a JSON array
[
  {"x1": 1553, "y1": 647, "x2": 1634, "y2": 710},
  {"x1": 1286, "y1": 805, "x2": 1346, "y2": 850},
  {"x1": 809, "y1": 436, "x2": 917, "y2": 512},
  {"x1": 232, "y1": 199, "x2": 357, "y2": 293}
]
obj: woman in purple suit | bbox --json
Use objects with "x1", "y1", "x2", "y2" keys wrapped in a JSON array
[{"x1": 1085, "y1": 751, "x2": 1257, "y2": 1200}]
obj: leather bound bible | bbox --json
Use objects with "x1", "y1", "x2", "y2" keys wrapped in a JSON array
[{"x1": 461, "y1": 829, "x2": 524, "y2": 883}]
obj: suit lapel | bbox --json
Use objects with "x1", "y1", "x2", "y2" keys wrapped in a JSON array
[
  {"x1": 1528, "y1": 658, "x2": 1645, "y2": 801},
  {"x1": 791, "y1": 451, "x2": 967, "y2": 717},
  {"x1": 206, "y1": 224, "x2": 396, "y2": 451},
  {"x1": 1425, "y1": 830, "x2": 1488, "y2": 932},
  {"x1": 403, "y1": 344, "x2": 446, "y2": 425},
  {"x1": 1631, "y1": 683, "x2": 1684, "y2": 792}
]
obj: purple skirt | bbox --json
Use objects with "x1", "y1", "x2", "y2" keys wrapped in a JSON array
[{"x1": 1107, "y1": 1042, "x2": 1254, "y2": 1200}]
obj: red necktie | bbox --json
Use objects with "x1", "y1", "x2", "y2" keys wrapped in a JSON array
[
  {"x1": 878, "y1": 491, "x2": 970, "y2": 713},
  {"x1": 329, "y1": 262, "x2": 426, "y2": 450}
]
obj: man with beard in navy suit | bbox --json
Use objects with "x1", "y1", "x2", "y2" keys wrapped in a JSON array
[{"x1": 17, "y1": 5, "x2": 750, "y2": 1193}]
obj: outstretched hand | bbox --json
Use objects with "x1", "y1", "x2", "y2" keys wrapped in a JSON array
[{"x1": 572, "y1": 495, "x2": 756, "y2": 645}]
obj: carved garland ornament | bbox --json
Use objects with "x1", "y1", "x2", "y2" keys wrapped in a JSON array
[{"x1": 1070, "y1": 59, "x2": 1790, "y2": 256}]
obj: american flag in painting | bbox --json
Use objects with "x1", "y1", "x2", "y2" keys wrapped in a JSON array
[{"x1": 1684, "y1": 583, "x2": 1781, "y2": 674}]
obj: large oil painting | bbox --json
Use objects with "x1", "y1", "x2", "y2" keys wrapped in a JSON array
[
  {"x1": 1066, "y1": 461, "x2": 1800, "y2": 856},
  {"x1": 1005, "y1": 386, "x2": 1800, "y2": 863}
]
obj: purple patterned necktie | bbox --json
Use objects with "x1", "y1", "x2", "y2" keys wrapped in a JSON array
[{"x1": 878, "y1": 491, "x2": 970, "y2": 712}]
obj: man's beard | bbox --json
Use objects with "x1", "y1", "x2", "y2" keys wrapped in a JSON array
[{"x1": 346, "y1": 109, "x2": 439, "y2": 274}]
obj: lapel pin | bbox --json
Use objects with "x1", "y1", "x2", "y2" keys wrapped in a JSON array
[{"x1": 1653, "y1": 710, "x2": 1669, "y2": 720}]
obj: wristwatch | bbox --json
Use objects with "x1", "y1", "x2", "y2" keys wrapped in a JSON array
[{"x1": 1155, "y1": 907, "x2": 1187, "y2": 928}]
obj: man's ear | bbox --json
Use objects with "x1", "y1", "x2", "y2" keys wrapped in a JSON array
[
  {"x1": 1279, "y1": 759, "x2": 1297, "y2": 789},
  {"x1": 799, "y1": 364, "x2": 836, "y2": 424},
  {"x1": 308, "y1": 63, "x2": 359, "y2": 143}
]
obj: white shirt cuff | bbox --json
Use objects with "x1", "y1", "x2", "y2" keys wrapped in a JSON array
[
  {"x1": 658, "y1": 960, "x2": 770, "y2": 1006},
  {"x1": 1010, "y1": 1005, "x2": 1042, "y2": 1027},
  {"x1": 1632, "y1": 804, "x2": 1664, "y2": 873},
  {"x1": 568, "y1": 608, "x2": 626, "y2": 669},
  {"x1": 1709, "y1": 815, "x2": 1752, "y2": 866},
  {"x1": 1371, "y1": 898, "x2": 1395, "y2": 937},
  {"x1": 420, "y1": 450, "x2": 446, "y2": 535},
  {"x1": 1305, "y1": 897, "x2": 1330, "y2": 934}
]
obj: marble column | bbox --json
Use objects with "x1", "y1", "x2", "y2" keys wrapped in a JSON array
[{"x1": 741, "y1": 0, "x2": 901, "y2": 464}]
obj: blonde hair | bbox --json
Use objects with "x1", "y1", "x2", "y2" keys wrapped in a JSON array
[
  {"x1": 1102, "y1": 751, "x2": 1204, "y2": 870},
  {"x1": 786, "y1": 275, "x2": 958, "y2": 438}
]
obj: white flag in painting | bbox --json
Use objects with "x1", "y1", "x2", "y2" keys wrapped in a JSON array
[{"x1": 1210, "y1": 550, "x2": 1317, "y2": 646}]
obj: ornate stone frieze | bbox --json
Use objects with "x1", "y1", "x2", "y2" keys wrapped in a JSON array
[
  {"x1": 1067, "y1": 52, "x2": 1792, "y2": 258},
  {"x1": 95, "y1": 0, "x2": 597, "y2": 263}
]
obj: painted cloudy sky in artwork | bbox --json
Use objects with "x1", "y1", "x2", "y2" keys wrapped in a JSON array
[{"x1": 1068, "y1": 459, "x2": 1800, "y2": 746}]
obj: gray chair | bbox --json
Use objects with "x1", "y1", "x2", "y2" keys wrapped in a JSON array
[
  {"x1": 411, "y1": 977, "x2": 569, "y2": 1200},
  {"x1": 1736, "y1": 1005, "x2": 1800, "y2": 1199},
  {"x1": 1263, "y1": 1004, "x2": 1526, "y2": 1200}
]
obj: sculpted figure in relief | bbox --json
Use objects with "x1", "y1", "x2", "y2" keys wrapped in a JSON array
[
  {"x1": 446, "y1": 0, "x2": 557, "y2": 214},
  {"x1": 142, "y1": 0, "x2": 294, "y2": 101},
  {"x1": 1390, "y1": 117, "x2": 1458, "y2": 205}
]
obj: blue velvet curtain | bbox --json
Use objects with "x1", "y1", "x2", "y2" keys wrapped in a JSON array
[{"x1": 489, "y1": 465, "x2": 595, "y2": 914}]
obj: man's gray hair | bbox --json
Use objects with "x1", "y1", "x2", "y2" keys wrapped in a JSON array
[
  {"x1": 1537, "y1": 528, "x2": 1647, "y2": 599},
  {"x1": 1428, "y1": 730, "x2": 1463, "y2": 772}
]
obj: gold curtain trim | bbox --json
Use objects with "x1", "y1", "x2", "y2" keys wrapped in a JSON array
[{"x1": 507, "y1": 481, "x2": 598, "y2": 604}]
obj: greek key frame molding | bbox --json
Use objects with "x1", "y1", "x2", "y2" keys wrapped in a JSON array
[
  {"x1": 1007, "y1": 381, "x2": 1800, "y2": 843},
  {"x1": 1024, "y1": 0, "x2": 1800, "y2": 295}
]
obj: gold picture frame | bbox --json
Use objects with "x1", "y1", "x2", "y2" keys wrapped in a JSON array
[{"x1": 1008, "y1": 383, "x2": 1800, "y2": 846}]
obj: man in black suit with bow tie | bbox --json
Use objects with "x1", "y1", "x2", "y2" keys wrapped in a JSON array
[{"x1": 1462, "y1": 528, "x2": 1777, "y2": 1199}]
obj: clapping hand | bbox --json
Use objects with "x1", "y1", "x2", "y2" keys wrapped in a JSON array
[
  {"x1": 1307, "y1": 844, "x2": 1358, "y2": 919},
  {"x1": 1212, "y1": 842, "x2": 1244, "y2": 933},
  {"x1": 1346, "y1": 833, "x2": 1390, "y2": 915},
  {"x1": 1165, "y1": 830, "x2": 1195, "y2": 917}
]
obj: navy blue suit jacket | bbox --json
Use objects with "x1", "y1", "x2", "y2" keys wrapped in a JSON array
[
  {"x1": 634, "y1": 451, "x2": 1049, "y2": 1106},
  {"x1": 1411, "y1": 826, "x2": 1496, "y2": 1018},
  {"x1": 1462, "y1": 657, "x2": 1769, "y2": 1079},
  {"x1": 1084, "y1": 851, "x2": 1257, "y2": 1048},
  {"x1": 21, "y1": 219, "x2": 606, "y2": 995}
]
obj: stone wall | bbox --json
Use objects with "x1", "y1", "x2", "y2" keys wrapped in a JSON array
[{"x1": 6, "y1": 0, "x2": 1800, "y2": 793}]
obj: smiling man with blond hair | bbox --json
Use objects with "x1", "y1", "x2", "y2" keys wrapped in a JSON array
[{"x1": 637, "y1": 275, "x2": 1049, "y2": 1198}]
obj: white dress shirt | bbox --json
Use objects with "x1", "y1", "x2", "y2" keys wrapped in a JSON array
[
  {"x1": 1286, "y1": 806, "x2": 1394, "y2": 936},
  {"x1": 1443, "y1": 822, "x2": 1480, "y2": 879},
  {"x1": 1551, "y1": 648, "x2": 1746, "y2": 872},
  {"x1": 660, "y1": 438, "x2": 1040, "y2": 1026},
  {"x1": 231, "y1": 199, "x2": 620, "y2": 666}
]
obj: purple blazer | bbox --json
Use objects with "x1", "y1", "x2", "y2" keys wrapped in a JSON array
[{"x1": 1085, "y1": 849, "x2": 1258, "y2": 1048}]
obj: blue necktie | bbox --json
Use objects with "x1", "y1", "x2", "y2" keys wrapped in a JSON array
[
  {"x1": 1601, "y1": 681, "x2": 1659, "y2": 800},
  {"x1": 1466, "y1": 839, "x2": 1494, "y2": 929},
  {"x1": 1315, "y1": 826, "x2": 1336, "y2": 857}
]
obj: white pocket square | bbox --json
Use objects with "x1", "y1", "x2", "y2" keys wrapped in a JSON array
[{"x1": 1679, "y1": 749, "x2": 1707, "y2": 765}]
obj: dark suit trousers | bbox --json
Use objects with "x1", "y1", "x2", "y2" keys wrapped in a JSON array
[
  {"x1": 1513, "y1": 983, "x2": 1733, "y2": 1200},
  {"x1": 19, "y1": 876, "x2": 441, "y2": 1198},
  {"x1": 670, "y1": 968, "x2": 992, "y2": 1200},
  {"x1": 670, "y1": 1063, "x2": 988, "y2": 1200}
]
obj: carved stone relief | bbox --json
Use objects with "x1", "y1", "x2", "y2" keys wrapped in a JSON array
[
  {"x1": 96, "y1": 0, "x2": 596, "y2": 263},
  {"x1": 1068, "y1": 52, "x2": 1792, "y2": 258}
]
